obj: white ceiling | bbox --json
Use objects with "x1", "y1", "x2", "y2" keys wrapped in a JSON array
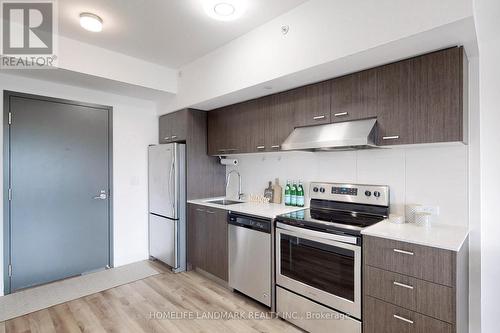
[{"x1": 58, "y1": 0, "x2": 308, "y2": 69}]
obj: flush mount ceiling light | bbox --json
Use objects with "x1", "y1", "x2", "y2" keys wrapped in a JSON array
[
  {"x1": 203, "y1": 0, "x2": 247, "y2": 21},
  {"x1": 79, "y1": 13, "x2": 103, "y2": 32}
]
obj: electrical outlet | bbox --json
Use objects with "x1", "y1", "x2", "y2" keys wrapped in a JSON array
[{"x1": 418, "y1": 205, "x2": 440, "y2": 216}]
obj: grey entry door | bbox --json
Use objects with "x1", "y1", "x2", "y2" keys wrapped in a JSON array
[{"x1": 6, "y1": 92, "x2": 112, "y2": 293}]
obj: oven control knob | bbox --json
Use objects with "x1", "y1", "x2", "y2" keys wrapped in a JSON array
[
  {"x1": 313, "y1": 187, "x2": 319, "y2": 193},
  {"x1": 320, "y1": 187, "x2": 326, "y2": 193},
  {"x1": 365, "y1": 190, "x2": 372, "y2": 197},
  {"x1": 374, "y1": 191, "x2": 381, "y2": 198}
]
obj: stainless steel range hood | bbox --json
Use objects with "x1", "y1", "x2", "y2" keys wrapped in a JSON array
[{"x1": 281, "y1": 118, "x2": 378, "y2": 151}]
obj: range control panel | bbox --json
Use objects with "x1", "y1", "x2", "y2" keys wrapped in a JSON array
[
  {"x1": 311, "y1": 182, "x2": 389, "y2": 206},
  {"x1": 332, "y1": 187, "x2": 358, "y2": 196}
]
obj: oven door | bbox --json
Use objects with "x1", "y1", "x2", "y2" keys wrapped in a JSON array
[{"x1": 276, "y1": 222, "x2": 361, "y2": 319}]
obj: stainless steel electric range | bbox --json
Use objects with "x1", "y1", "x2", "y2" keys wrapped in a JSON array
[{"x1": 275, "y1": 182, "x2": 389, "y2": 333}]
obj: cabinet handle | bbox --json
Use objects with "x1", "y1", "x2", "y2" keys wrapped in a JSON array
[
  {"x1": 383, "y1": 135, "x2": 400, "y2": 140},
  {"x1": 195, "y1": 208, "x2": 205, "y2": 212},
  {"x1": 393, "y1": 314, "x2": 414, "y2": 324},
  {"x1": 334, "y1": 112, "x2": 348, "y2": 117},
  {"x1": 313, "y1": 115, "x2": 326, "y2": 120},
  {"x1": 393, "y1": 249, "x2": 414, "y2": 256},
  {"x1": 271, "y1": 145, "x2": 280, "y2": 149},
  {"x1": 256, "y1": 146, "x2": 265, "y2": 150},
  {"x1": 206, "y1": 210, "x2": 216, "y2": 214},
  {"x1": 393, "y1": 281, "x2": 414, "y2": 290},
  {"x1": 226, "y1": 148, "x2": 238, "y2": 152},
  {"x1": 164, "y1": 136, "x2": 170, "y2": 140},
  {"x1": 171, "y1": 135, "x2": 177, "y2": 139}
]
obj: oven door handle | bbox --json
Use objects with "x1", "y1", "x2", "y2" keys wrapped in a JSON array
[{"x1": 276, "y1": 222, "x2": 358, "y2": 245}]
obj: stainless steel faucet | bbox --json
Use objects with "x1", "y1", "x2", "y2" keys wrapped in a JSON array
[{"x1": 226, "y1": 170, "x2": 243, "y2": 200}]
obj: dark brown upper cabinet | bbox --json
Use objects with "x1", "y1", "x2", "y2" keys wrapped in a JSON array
[
  {"x1": 291, "y1": 80, "x2": 331, "y2": 127},
  {"x1": 265, "y1": 92, "x2": 296, "y2": 151},
  {"x1": 206, "y1": 46, "x2": 467, "y2": 154},
  {"x1": 208, "y1": 96, "x2": 294, "y2": 154},
  {"x1": 207, "y1": 101, "x2": 263, "y2": 155},
  {"x1": 376, "y1": 47, "x2": 467, "y2": 146},
  {"x1": 159, "y1": 109, "x2": 187, "y2": 143},
  {"x1": 207, "y1": 105, "x2": 247, "y2": 155},
  {"x1": 408, "y1": 47, "x2": 466, "y2": 144},
  {"x1": 234, "y1": 98, "x2": 266, "y2": 153},
  {"x1": 331, "y1": 68, "x2": 378, "y2": 123},
  {"x1": 376, "y1": 59, "x2": 412, "y2": 145},
  {"x1": 207, "y1": 107, "x2": 228, "y2": 155}
]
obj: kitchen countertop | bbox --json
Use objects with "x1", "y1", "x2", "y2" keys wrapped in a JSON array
[
  {"x1": 361, "y1": 220, "x2": 469, "y2": 252},
  {"x1": 187, "y1": 197, "x2": 307, "y2": 219}
]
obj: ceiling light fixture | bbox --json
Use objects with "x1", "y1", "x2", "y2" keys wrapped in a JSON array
[
  {"x1": 214, "y1": 3, "x2": 235, "y2": 16},
  {"x1": 203, "y1": 0, "x2": 247, "y2": 21},
  {"x1": 79, "y1": 13, "x2": 103, "y2": 32}
]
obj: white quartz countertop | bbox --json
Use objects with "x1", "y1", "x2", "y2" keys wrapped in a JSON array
[
  {"x1": 361, "y1": 220, "x2": 469, "y2": 252},
  {"x1": 187, "y1": 197, "x2": 307, "y2": 219}
]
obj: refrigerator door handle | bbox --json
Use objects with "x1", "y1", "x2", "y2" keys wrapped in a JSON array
[{"x1": 169, "y1": 149, "x2": 176, "y2": 218}]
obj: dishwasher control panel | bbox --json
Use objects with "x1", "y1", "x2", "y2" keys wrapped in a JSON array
[{"x1": 228, "y1": 213, "x2": 271, "y2": 233}]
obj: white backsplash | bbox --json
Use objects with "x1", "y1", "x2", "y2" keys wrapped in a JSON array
[{"x1": 226, "y1": 144, "x2": 468, "y2": 227}]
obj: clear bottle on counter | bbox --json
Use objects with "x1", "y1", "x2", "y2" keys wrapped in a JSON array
[
  {"x1": 290, "y1": 181, "x2": 297, "y2": 206},
  {"x1": 297, "y1": 181, "x2": 305, "y2": 207},
  {"x1": 284, "y1": 180, "x2": 291, "y2": 206}
]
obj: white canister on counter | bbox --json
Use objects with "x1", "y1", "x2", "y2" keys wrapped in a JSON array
[
  {"x1": 406, "y1": 204, "x2": 424, "y2": 223},
  {"x1": 414, "y1": 212, "x2": 433, "y2": 228}
]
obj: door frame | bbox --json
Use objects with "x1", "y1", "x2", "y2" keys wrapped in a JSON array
[{"x1": 3, "y1": 90, "x2": 114, "y2": 295}]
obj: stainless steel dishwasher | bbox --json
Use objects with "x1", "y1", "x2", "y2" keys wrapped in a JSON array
[{"x1": 228, "y1": 213, "x2": 271, "y2": 307}]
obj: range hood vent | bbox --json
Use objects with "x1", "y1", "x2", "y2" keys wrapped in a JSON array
[{"x1": 281, "y1": 118, "x2": 378, "y2": 151}]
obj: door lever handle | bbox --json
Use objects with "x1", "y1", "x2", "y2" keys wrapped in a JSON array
[{"x1": 93, "y1": 190, "x2": 107, "y2": 200}]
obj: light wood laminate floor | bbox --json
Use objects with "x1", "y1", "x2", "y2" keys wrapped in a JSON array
[{"x1": 0, "y1": 261, "x2": 301, "y2": 333}]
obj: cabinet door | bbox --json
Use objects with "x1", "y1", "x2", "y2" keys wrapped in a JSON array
[
  {"x1": 168, "y1": 110, "x2": 187, "y2": 142},
  {"x1": 187, "y1": 204, "x2": 197, "y2": 267},
  {"x1": 159, "y1": 110, "x2": 187, "y2": 143},
  {"x1": 243, "y1": 98, "x2": 269, "y2": 153},
  {"x1": 409, "y1": 47, "x2": 464, "y2": 144},
  {"x1": 229, "y1": 100, "x2": 261, "y2": 154},
  {"x1": 205, "y1": 208, "x2": 228, "y2": 281},
  {"x1": 292, "y1": 81, "x2": 331, "y2": 127},
  {"x1": 159, "y1": 114, "x2": 171, "y2": 144},
  {"x1": 266, "y1": 93, "x2": 295, "y2": 151},
  {"x1": 207, "y1": 107, "x2": 228, "y2": 155},
  {"x1": 188, "y1": 205, "x2": 208, "y2": 270},
  {"x1": 376, "y1": 60, "x2": 412, "y2": 145},
  {"x1": 331, "y1": 68, "x2": 377, "y2": 123}
]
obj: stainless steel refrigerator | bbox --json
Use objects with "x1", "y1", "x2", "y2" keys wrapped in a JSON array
[{"x1": 148, "y1": 143, "x2": 186, "y2": 272}]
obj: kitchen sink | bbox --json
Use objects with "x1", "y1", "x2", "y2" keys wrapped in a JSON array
[{"x1": 206, "y1": 199, "x2": 242, "y2": 206}]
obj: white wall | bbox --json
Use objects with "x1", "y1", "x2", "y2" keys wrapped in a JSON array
[
  {"x1": 467, "y1": 55, "x2": 481, "y2": 332},
  {"x1": 164, "y1": 0, "x2": 473, "y2": 112},
  {"x1": 0, "y1": 72, "x2": 158, "y2": 296},
  {"x1": 58, "y1": 36, "x2": 178, "y2": 94},
  {"x1": 227, "y1": 145, "x2": 468, "y2": 226},
  {"x1": 473, "y1": 1, "x2": 500, "y2": 331}
]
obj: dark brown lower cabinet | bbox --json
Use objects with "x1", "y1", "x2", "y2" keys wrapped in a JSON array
[
  {"x1": 363, "y1": 236, "x2": 469, "y2": 333},
  {"x1": 187, "y1": 204, "x2": 228, "y2": 282},
  {"x1": 364, "y1": 296, "x2": 453, "y2": 333}
]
